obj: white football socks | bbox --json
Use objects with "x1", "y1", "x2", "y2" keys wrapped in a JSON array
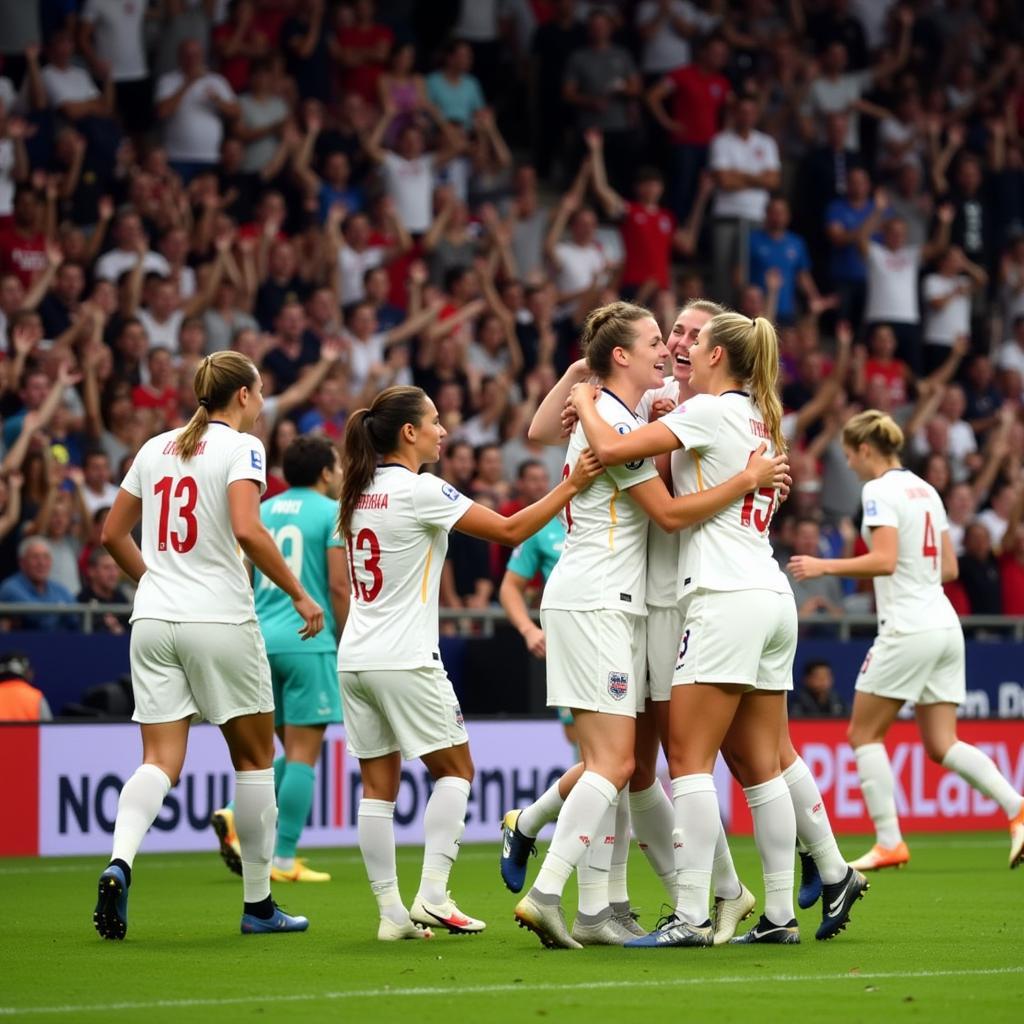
[
  {"x1": 671, "y1": 774, "x2": 719, "y2": 925},
  {"x1": 629, "y1": 781, "x2": 676, "y2": 901},
  {"x1": 234, "y1": 767, "x2": 276, "y2": 904},
  {"x1": 942, "y1": 741, "x2": 1024, "y2": 818},
  {"x1": 533, "y1": 771, "x2": 618, "y2": 898},
  {"x1": 418, "y1": 776, "x2": 470, "y2": 905},
  {"x1": 358, "y1": 798, "x2": 407, "y2": 925},
  {"x1": 577, "y1": 794, "x2": 617, "y2": 915},
  {"x1": 711, "y1": 818, "x2": 742, "y2": 900},
  {"x1": 608, "y1": 791, "x2": 631, "y2": 906},
  {"x1": 855, "y1": 743, "x2": 903, "y2": 848},
  {"x1": 110, "y1": 763, "x2": 171, "y2": 869},
  {"x1": 745, "y1": 775, "x2": 796, "y2": 926},
  {"x1": 783, "y1": 755, "x2": 847, "y2": 884},
  {"x1": 517, "y1": 775, "x2": 569, "y2": 838}
]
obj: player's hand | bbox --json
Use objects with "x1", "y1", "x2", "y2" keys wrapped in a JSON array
[
  {"x1": 650, "y1": 397, "x2": 676, "y2": 420},
  {"x1": 522, "y1": 623, "x2": 546, "y2": 658},
  {"x1": 293, "y1": 593, "x2": 325, "y2": 640},
  {"x1": 568, "y1": 447, "x2": 603, "y2": 490},
  {"x1": 788, "y1": 555, "x2": 824, "y2": 580},
  {"x1": 745, "y1": 443, "x2": 788, "y2": 490},
  {"x1": 568, "y1": 381, "x2": 600, "y2": 411},
  {"x1": 778, "y1": 472, "x2": 792, "y2": 503},
  {"x1": 559, "y1": 395, "x2": 579, "y2": 437}
]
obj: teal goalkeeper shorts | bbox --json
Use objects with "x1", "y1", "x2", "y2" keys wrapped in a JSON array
[{"x1": 268, "y1": 651, "x2": 343, "y2": 727}]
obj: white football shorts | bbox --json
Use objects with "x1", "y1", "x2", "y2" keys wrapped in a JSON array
[
  {"x1": 855, "y1": 627, "x2": 965, "y2": 705},
  {"x1": 646, "y1": 603, "x2": 683, "y2": 703},
  {"x1": 339, "y1": 666, "x2": 468, "y2": 760},
  {"x1": 130, "y1": 618, "x2": 273, "y2": 725},
  {"x1": 672, "y1": 588, "x2": 797, "y2": 691},
  {"x1": 541, "y1": 608, "x2": 647, "y2": 717}
]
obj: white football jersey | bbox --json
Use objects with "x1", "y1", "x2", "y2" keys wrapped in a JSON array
[
  {"x1": 338, "y1": 465, "x2": 473, "y2": 670},
  {"x1": 121, "y1": 423, "x2": 267, "y2": 624},
  {"x1": 542, "y1": 389, "x2": 659, "y2": 616},
  {"x1": 860, "y1": 468, "x2": 960, "y2": 635},
  {"x1": 636, "y1": 377, "x2": 681, "y2": 609},
  {"x1": 662, "y1": 391, "x2": 791, "y2": 599}
]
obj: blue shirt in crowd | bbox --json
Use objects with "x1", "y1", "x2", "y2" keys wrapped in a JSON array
[
  {"x1": 825, "y1": 197, "x2": 875, "y2": 283},
  {"x1": 0, "y1": 573, "x2": 78, "y2": 631},
  {"x1": 748, "y1": 229, "x2": 811, "y2": 322}
]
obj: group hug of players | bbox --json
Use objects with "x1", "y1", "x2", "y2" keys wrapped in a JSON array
[{"x1": 91, "y1": 299, "x2": 1023, "y2": 947}]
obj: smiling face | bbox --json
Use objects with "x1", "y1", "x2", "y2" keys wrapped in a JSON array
[
  {"x1": 667, "y1": 306, "x2": 715, "y2": 389},
  {"x1": 413, "y1": 398, "x2": 446, "y2": 464},
  {"x1": 686, "y1": 321, "x2": 726, "y2": 394},
  {"x1": 621, "y1": 316, "x2": 670, "y2": 391}
]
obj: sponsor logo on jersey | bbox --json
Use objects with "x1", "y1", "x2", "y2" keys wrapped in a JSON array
[
  {"x1": 619, "y1": 592, "x2": 632, "y2": 603},
  {"x1": 613, "y1": 422, "x2": 644, "y2": 470},
  {"x1": 607, "y1": 671, "x2": 629, "y2": 700},
  {"x1": 441, "y1": 483, "x2": 462, "y2": 502},
  {"x1": 865, "y1": 499, "x2": 878, "y2": 516},
  {"x1": 250, "y1": 449, "x2": 263, "y2": 470}
]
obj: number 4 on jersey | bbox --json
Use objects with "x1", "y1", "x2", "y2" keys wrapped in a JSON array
[{"x1": 922, "y1": 510, "x2": 938, "y2": 570}]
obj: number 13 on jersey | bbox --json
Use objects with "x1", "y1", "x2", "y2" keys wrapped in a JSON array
[{"x1": 346, "y1": 528, "x2": 383, "y2": 602}]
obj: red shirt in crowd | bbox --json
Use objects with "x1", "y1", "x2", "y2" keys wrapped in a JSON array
[
  {"x1": 863, "y1": 358, "x2": 909, "y2": 407},
  {"x1": 667, "y1": 65, "x2": 731, "y2": 146},
  {"x1": 620, "y1": 201, "x2": 676, "y2": 289},
  {"x1": 998, "y1": 553, "x2": 1024, "y2": 615},
  {"x1": 336, "y1": 23, "x2": 394, "y2": 103},
  {"x1": 0, "y1": 226, "x2": 47, "y2": 288},
  {"x1": 132, "y1": 384, "x2": 180, "y2": 426}
]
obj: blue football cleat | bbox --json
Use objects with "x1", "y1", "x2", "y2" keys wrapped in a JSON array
[
  {"x1": 500, "y1": 809, "x2": 536, "y2": 893},
  {"x1": 624, "y1": 912, "x2": 713, "y2": 948},
  {"x1": 94, "y1": 864, "x2": 128, "y2": 940},
  {"x1": 816, "y1": 867, "x2": 869, "y2": 941},
  {"x1": 240, "y1": 903, "x2": 309, "y2": 934},
  {"x1": 731, "y1": 914, "x2": 800, "y2": 944},
  {"x1": 798, "y1": 849, "x2": 822, "y2": 909}
]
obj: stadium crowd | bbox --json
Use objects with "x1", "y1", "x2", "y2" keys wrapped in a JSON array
[{"x1": 1, "y1": 0, "x2": 1024, "y2": 632}]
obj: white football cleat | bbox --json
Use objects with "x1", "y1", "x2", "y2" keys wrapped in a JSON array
[
  {"x1": 377, "y1": 916, "x2": 433, "y2": 941},
  {"x1": 711, "y1": 883, "x2": 756, "y2": 946},
  {"x1": 514, "y1": 892, "x2": 582, "y2": 950},
  {"x1": 410, "y1": 892, "x2": 485, "y2": 934}
]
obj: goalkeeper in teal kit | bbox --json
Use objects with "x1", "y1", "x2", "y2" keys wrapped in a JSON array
[{"x1": 212, "y1": 436, "x2": 349, "y2": 882}]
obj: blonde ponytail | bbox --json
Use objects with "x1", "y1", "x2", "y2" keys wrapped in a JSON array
[
  {"x1": 176, "y1": 351, "x2": 259, "y2": 460},
  {"x1": 842, "y1": 408, "x2": 904, "y2": 456}
]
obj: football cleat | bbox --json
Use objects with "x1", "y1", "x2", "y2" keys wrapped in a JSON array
[
  {"x1": 610, "y1": 901, "x2": 647, "y2": 937},
  {"x1": 1009, "y1": 806, "x2": 1024, "y2": 869},
  {"x1": 798, "y1": 850, "x2": 822, "y2": 908},
  {"x1": 240, "y1": 903, "x2": 308, "y2": 934},
  {"x1": 816, "y1": 867, "x2": 869, "y2": 941},
  {"x1": 849, "y1": 841, "x2": 910, "y2": 872},
  {"x1": 378, "y1": 916, "x2": 433, "y2": 941},
  {"x1": 711, "y1": 883, "x2": 756, "y2": 945},
  {"x1": 731, "y1": 915, "x2": 800, "y2": 944},
  {"x1": 270, "y1": 859, "x2": 331, "y2": 883},
  {"x1": 499, "y1": 809, "x2": 536, "y2": 893},
  {"x1": 410, "y1": 893, "x2": 485, "y2": 934},
  {"x1": 93, "y1": 864, "x2": 128, "y2": 940},
  {"x1": 210, "y1": 808, "x2": 242, "y2": 877},
  {"x1": 571, "y1": 911, "x2": 631, "y2": 946},
  {"x1": 514, "y1": 892, "x2": 582, "y2": 950},
  {"x1": 624, "y1": 912, "x2": 714, "y2": 948}
]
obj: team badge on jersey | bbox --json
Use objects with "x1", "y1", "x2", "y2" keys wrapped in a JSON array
[
  {"x1": 441, "y1": 483, "x2": 462, "y2": 502},
  {"x1": 614, "y1": 421, "x2": 644, "y2": 470},
  {"x1": 250, "y1": 449, "x2": 263, "y2": 470},
  {"x1": 454, "y1": 703, "x2": 465, "y2": 728},
  {"x1": 865, "y1": 499, "x2": 877, "y2": 516},
  {"x1": 607, "y1": 671, "x2": 629, "y2": 700}
]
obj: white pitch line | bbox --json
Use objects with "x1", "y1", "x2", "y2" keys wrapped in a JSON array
[{"x1": 2, "y1": 966, "x2": 1021, "y2": 1017}]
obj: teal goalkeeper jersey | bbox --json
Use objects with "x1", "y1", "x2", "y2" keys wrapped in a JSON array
[
  {"x1": 254, "y1": 487, "x2": 343, "y2": 655},
  {"x1": 505, "y1": 516, "x2": 565, "y2": 582}
]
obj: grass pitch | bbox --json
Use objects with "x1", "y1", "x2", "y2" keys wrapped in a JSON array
[{"x1": 1, "y1": 833, "x2": 1019, "y2": 1023}]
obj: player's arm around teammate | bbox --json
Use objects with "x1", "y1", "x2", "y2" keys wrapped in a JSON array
[
  {"x1": 95, "y1": 352, "x2": 324, "y2": 941},
  {"x1": 337, "y1": 385, "x2": 600, "y2": 941}
]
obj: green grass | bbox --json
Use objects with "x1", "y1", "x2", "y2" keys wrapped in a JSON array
[{"x1": 1, "y1": 833, "x2": 1020, "y2": 1023}]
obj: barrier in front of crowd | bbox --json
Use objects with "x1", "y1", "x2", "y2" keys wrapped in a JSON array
[{"x1": 2, "y1": 718, "x2": 1021, "y2": 857}]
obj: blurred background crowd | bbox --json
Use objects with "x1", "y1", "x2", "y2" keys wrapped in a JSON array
[{"x1": 1, "y1": 0, "x2": 1024, "y2": 636}]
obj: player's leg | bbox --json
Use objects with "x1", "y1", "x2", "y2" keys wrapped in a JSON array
[
  {"x1": 501, "y1": 761, "x2": 585, "y2": 893},
  {"x1": 95, "y1": 620, "x2": 193, "y2": 940},
  {"x1": 518, "y1": 709, "x2": 635, "y2": 949},
  {"x1": 916, "y1": 702, "x2": 1024, "y2": 868},
  {"x1": 412, "y1": 741, "x2": 485, "y2": 934}
]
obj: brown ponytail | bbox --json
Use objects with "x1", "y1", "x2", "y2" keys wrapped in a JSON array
[
  {"x1": 706, "y1": 312, "x2": 786, "y2": 453},
  {"x1": 176, "y1": 351, "x2": 259, "y2": 460},
  {"x1": 339, "y1": 385, "x2": 428, "y2": 539}
]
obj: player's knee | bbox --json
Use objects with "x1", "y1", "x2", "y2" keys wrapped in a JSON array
[{"x1": 922, "y1": 736, "x2": 952, "y2": 764}]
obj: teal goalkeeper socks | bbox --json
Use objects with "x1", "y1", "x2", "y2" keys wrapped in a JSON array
[{"x1": 275, "y1": 761, "x2": 317, "y2": 859}]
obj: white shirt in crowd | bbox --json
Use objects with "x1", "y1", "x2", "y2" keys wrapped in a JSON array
[
  {"x1": 859, "y1": 467, "x2": 959, "y2": 634},
  {"x1": 155, "y1": 70, "x2": 235, "y2": 163},
  {"x1": 636, "y1": 375, "x2": 681, "y2": 608},
  {"x1": 663, "y1": 391, "x2": 792, "y2": 599},
  {"x1": 40, "y1": 65, "x2": 101, "y2": 109},
  {"x1": 635, "y1": 0, "x2": 718, "y2": 74},
  {"x1": 803, "y1": 71, "x2": 872, "y2": 148},
  {"x1": 553, "y1": 239, "x2": 607, "y2": 312},
  {"x1": 93, "y1": 248, "x2": 171, "y2": 282},
  {"x1": 81, "y1": 0, "x2": 148, "y2": 82},
  {"x1": 344, "y1": 332, "x2": 386, "y2": 394},
  {"x1": 121, "y1": 423, "x2": 267, "y2": 624},
  {"x1": 865, "y1": 241, "x2": 921, "y2": 324},
  {"x1": 976, "y1": 507, "x2": 1009, "y2": 550},
  {"x1": 337, "y1": 244, "x2": 386, "y2": 306},
  {"x1": 338, "y1": 466, "x2": 473, "y2": 670},
  {"x1": 381, "y1": 151, "x2": 436, "y2": 234},
  {"x1": 138, "y1": 308, "x2": 184, "y2": 352},
  {"x1": 710, "y1": 129, "x2": 780, "y2": 222},
  {"x1": 996, "y1": 339, "x2": 1024, "y2": 377},
  {"x1": 922, "y1": 272, "x2": 970, "y2": 346},
  {"x1": 82, "y1": 480, "x2": 121, "y2": 516},
  {"x1": 910, "y1": 420, "x2": 977, "y2": 484},
  {"x1": 542, "y1": 389, "x2": 658, "y2": 616}
]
